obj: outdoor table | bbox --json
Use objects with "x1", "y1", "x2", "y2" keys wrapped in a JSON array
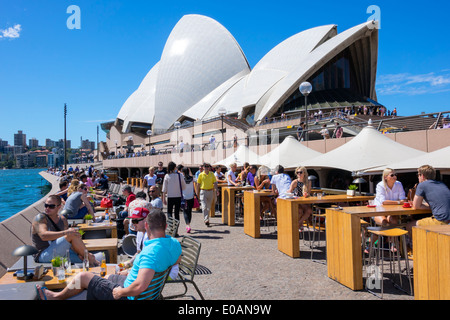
[
  {"x1": 243, "y1": 190, "x2": 276, "y2": 238},
  {"x1": 277, "y1": 195, "x2": 374, "y2": 258},
  {"x1": 0, "y1": 265, "x2": 115, "y2": 290},
  {"x1": 83, "y1": 238, "x2": 118, "y2": 263},
  {"x1": 78, "y1": 221, "x2": 117, "y2": 238},
  {"x1": 222, "y1": 185, "x2": 254, "y2": 225},
  {"x1": 325, "y1": 205, "x2": 431, "y2": 291},
  {"x1": 412, "y1": 224, "x2": 450, "y2": 300}
]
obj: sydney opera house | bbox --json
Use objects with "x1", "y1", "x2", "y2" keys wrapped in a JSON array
[
  {"x1": 100, "y1": 14, "x2": 449, "y2": 185},
  {"x1": 107, "y1": 14, "x2": 379, "y2": 134}
]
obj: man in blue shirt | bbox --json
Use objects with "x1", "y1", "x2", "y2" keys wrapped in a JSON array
[
  {"x1": 246, "y1": 165, "x2": 258, "y2": 187},
  {"x1": 36, "y1": 209, "x2": 182, "y2": 300},
  {"x1": 407, "y1": 165, "x2": 450, "y2": 236},
  {"x1": 270, "y1": 165, "x2": 292, "y2": 197}
]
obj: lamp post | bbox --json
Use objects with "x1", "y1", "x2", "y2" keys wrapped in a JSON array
[
  {"x1": 146, "y1": 129, "x2": 152, "y2": 155},
  {"x1": 218, "y1": 107, "x2": 226, "y2": 149},
  {"x1": 174, "y1": 121, "x2": 181, "y2": 152},
  {"x1": 299, "y1": 82, "x2": 312, "y2": 141},
  {"x1": 64, "y1": 103, "x2": 67, "y2": 170}
]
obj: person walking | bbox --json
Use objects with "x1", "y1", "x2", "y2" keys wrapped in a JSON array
[
  {"x1": 181, "y1": 167, "x2": 195, "y2": 233},
  {"x1": 162, "y1": 161, "x2": 186, "y2": 222},
  {"x1": 195, "y1": 163, "x2": 217, "y2": 226}
]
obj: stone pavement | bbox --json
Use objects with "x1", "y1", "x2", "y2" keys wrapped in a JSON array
[{"x1": 159, "y1": 208, "x2": 415, "y2": 301}]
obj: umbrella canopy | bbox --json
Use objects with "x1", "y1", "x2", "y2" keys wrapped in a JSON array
[
  {"x1": 258, "y1": 135, "x2": 323, "y2": 169},
  {"x1": 213, "y1": 145, "x2": 261, "y2": 167},
  {"x1": 301, "y1": 125, "x2": 426, "y2": 173},
  {"x1": 364, "y1": 146, "x2": 450, "y2": 174}
]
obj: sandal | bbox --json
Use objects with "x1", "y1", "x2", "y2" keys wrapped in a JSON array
[{"x1": 35, "y1": 285, "x2": 48, "y2": 300}]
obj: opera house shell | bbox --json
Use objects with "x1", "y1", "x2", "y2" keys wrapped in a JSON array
[{"x1": 114, "y1": 14, "x2": 379, "y2": 134}]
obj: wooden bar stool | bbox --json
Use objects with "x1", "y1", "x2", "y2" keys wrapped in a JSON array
[{"x1": 366, "y1": 228, "x2": 413, "y2": 299}]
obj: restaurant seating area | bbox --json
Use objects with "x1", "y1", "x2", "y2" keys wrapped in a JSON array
[{"x1": 0, "y1": 162, "x2": 449, "y2": 300}]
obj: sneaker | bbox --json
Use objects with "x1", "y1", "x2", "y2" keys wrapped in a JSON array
[
  {"x1": 204, "y1": 220, "x2": 210, "y2": 226},
  {"x1": 186, "y1": 226, "x2": 191, "y2": 233}
]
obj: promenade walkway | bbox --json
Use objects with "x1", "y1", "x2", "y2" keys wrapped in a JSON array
[{"x1": 160, "y1": 209, "x2": 414, "y2": 300}]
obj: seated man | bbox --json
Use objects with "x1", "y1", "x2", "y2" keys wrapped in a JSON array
[
  {"x1": 124, "y1": 191, "x2": 151, "y2": 236},
  {"x1": 118, "y1": 185, "x2": 136, "y2": 220},
  {"x1": 31, "y1": 195, "x2": 99, "y2": 266},
  {"x1": 36, "y1": 208, "x2": 182, "y2": 300},
  {"x1": 62, "y1": 183, "x2": 96, "y2": 219},
  {"x1": 407, "y1": 164, "x2": 450, "y2": 236}
]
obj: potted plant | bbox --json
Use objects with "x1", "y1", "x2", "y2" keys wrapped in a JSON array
[
  {"x1": 84, "y1": 214, "x2": 93, "y2": 226},
  {"x1": 51, "y1": 256, "x2": 65, "y2": 274},
  {"x1": 347, "y1": 184, "x2": 358, "y2": 196}
]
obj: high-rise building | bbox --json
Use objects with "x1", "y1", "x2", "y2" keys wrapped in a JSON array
[
  {"x1": 14, "y1": 130, "x2": 26, "y2": 147},
  {"x1": 29, "y1": 138, "x2": 39, "y2": 148}
]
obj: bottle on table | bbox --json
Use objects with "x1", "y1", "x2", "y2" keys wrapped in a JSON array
[{"x1": 100, "y1": 252, "x2": 107, "y2": 277}]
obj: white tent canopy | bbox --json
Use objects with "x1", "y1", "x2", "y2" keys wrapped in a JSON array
[
  {"x1": 364, "y1": 146, "x2": 450, "y2": 174},
  {"x1": 301, "y1": 125, "x2": 426, "y2": 173},
  {"x1": 258, "y1": 135, "x2": 323, "y2": 170},
  {"x1": 213, "y1": 145, "x2": 261, "y2": 167}
]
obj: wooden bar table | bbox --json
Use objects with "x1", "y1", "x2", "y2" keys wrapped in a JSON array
[
  {"x1": 78, "y1": 221, "x2": 117, "y2": 238},
  {"x1": 413, "y1": 224, "x2": 450, "y2": 300},
  {"x1": 210, "y1": 182, "x2": 227, "y2": 218},
  {"x1": 0, "y1": 265, "x2": 116, "y2": 290},
  {"x1": 243, "y1": 190, "x2": 276, "y2": 238},
  {"x1": 83, "y1": 238, "x2": 118, "y2": 263},
  {"x1": 222, "y1": 185, "x2": 254, "y2": 225},
  {"x1": 277, "y1": 195, "x2": 374, "y2": 258},
  {"x1": 325, "y1": 205, "x2": 431, "y2": 291}
]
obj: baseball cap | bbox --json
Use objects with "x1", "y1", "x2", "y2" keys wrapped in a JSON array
[{"x1": 127, "y1": 207, "x2": 149, "y2": 220}]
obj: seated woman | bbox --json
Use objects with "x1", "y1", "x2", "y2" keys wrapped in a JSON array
[
  {"x1": 288, "y1": 166, "x2": 313, "y2": 230},
  {"x1": 374, "y1": 168, "x2": 406, "y2": 227},
  {"x1": 254, "y1": 166, "x2": 275, "y2": 219},
  {"x1": 63, "y1": 183, "x2": 96, "y2": 219}
]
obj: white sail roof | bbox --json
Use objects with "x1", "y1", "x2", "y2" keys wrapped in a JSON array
[
  {"x1": 301, "y1": 124, "x2": 426, "y2": 173},
  {"x1": 258, "y1": 135, "x2": 323, "y2": 170},
  {"x1": 364, "y1": 146, "x2": 450, "y2": 174},
  {"x1": 213, "y1": 145, "x2": 261, "y2": 167}
]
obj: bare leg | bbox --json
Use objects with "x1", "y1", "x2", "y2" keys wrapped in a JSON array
[
  {"x1": 64, "y1": 233, "x2": 99, "y2": 266},
  {"x1": 36, "y1": 272, "x2": 95, "y2": 300}
]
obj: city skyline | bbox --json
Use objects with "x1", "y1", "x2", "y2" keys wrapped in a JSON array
[{"x1": 1, "y1": 1, "x2": 449, "y2": 144}]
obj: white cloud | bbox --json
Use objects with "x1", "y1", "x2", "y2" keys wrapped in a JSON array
[
  {"x1": 377, "y1": 71, "x2": 450, "y2": 95},
  {"x1": 0, "y1": 24, "x2": 22, "y2": 39}
]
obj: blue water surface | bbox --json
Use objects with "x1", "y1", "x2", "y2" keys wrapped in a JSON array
[{"x1": 0, "y1": 168, "x2": 50, "y2": 222}]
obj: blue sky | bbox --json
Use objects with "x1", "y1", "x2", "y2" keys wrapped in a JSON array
[{"x1": 1, "y1": 0, "x2": 449, "y2": 147}]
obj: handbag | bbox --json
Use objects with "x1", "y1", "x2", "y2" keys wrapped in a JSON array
[
  {"x1": 193, "y1": 195, "x2": 200, "y2": 208},
  {"x1": 100, "y1": 197, "x2": 113, "y2": 208},
  {"x1": 178, "y1": 173, "x2": 187, "y2": 209},
  {"x1": 407, "y1": 183, "x2": 418, "y2": 201}
]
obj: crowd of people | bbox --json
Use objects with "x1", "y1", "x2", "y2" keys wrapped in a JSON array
[{"x1": 36, "y1": 157, "x2": 449, "y2": 300}]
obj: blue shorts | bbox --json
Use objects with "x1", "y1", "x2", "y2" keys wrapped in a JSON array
[{"x1": 38, "y1": 236, "x2": 82, "y2": 263}]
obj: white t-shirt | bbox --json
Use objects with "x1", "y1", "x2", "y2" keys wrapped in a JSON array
[
  {"x1": 183, "y1": 180, "x2": 195, "y2": 200},
  {"x1": 270, "y1": 173, "x2": 292, "y2": 197},
  {"x1": 226, "y1": 170, "x2": 237, "y2": 186},
  {"x1": 144, "y1": 174, "x2": 156, "y2": 187}
]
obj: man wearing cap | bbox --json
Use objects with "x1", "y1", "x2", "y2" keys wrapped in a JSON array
[
  {"x1": 123, "y1": 191, "x2": 150, "y2": 236},
  {"x1": 36, "y1": 208, "x2": 182, "y2": 300}
]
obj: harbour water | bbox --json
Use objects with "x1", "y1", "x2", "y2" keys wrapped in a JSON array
[{"x1": 0, "y1": 168, "x2": 50, "y2": 222}]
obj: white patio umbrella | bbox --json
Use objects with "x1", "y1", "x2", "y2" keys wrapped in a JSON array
[
  {"x1": 301, "y1": 124, "x2": 426, "y2": 173},
  {"x1": 213, "y1": 145, "x2": 262, "y2": 167},
  {"x1": 258, "y1": 135, "x2": 323, "y2": 169},
  {"x1": 364, "y1": 145, "x2": 450, "y2": 174}
]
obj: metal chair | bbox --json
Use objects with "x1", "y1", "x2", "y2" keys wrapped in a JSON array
[
  {"x1": 162, "y1": 236, "x2": 204, "y2": 300},
  {"x1": 121, "y1": 234, "x2": 137, "y2": 257},
  {"x1": 166, "y1": 217, "x2": 180, "y2": 237},
  {"x1": 309, "y1": 206, "x2": 326, "y2": 264},
  {"x1": 133, "y1": 267, "x2": 172, "y2": 300}
]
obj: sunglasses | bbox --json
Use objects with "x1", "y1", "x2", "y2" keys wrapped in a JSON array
[
  {"x1": 149, "y1": 190, "x2": 157, "y2": 193},
  {"x1": 296, "y1": 171, "x2": 303, "y2": 174},
  {"x1": 132, "y1": 218, "x2": 145, "y2": 224},
  {"x1": 389, "y1": 173, "x2": 397, "y2": 177},
  {"x1": 44, "y1": 203, "x2": 58, "y2": 209}
]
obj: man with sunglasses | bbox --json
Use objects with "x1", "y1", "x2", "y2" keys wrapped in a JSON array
[
  {"x1": 36, "y1": 208, "x2": 182, "y2": 300},
  {"x1": 196, "y1": 163, "x2": 217, "y2": 226},
  {"x1": 32, "y1": 195, "x2": 100, "y2": 266}
]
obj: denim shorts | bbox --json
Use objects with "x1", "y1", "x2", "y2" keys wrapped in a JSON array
[
  {"x1": 38, "y1": 236, "x2": 82, "y2": 263},
  {"x1": 86, "y1": 274, "x2": 128, "y2": 300}
]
